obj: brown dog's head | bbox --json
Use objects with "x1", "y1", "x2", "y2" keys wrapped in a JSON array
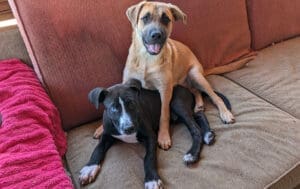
[{"x1": 126, "y1": 1, "x2": 186, "y2": 55}]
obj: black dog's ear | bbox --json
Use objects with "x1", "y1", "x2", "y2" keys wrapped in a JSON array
[
  {"x1": 125, "y1": 79, "x2": 142, "y2": 92},
  {"x1": 88, "y1": 88, "x2": 108, "y2": 109},
  {"x1": 126, "y1": 1, "x2": 147, "y2": 27},
  {"x1": 168, "y1": 3, "x2": 187, "y2": 24}
]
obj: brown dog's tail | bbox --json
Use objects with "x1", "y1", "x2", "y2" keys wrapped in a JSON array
[{"x1": 203, "y1": 52, "x2": 257, "y2": 76}]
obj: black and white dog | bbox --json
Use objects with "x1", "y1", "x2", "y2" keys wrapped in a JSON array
[{"x1": 79, "y1": 79, "x2": 231, "y2": 188}]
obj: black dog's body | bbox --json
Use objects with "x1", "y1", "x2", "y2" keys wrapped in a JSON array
[{"x1": 79, "y1": 80, "x2": 231, "y2": 188}]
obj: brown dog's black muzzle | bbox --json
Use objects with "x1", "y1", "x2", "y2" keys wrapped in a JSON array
[
  {"x1": 143, "y1": 27, "x2": 167, "y2": 55},
  {"x1": 145, "y1": 28, "x2": 166, "y2": 45}
]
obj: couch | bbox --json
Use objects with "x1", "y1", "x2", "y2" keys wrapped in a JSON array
[{"x1": 1, "y1": 0, "x2": 300, "y2": 188}]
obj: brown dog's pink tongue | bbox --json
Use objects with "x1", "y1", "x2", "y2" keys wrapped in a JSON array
[{"x1": 148, "y1": 44, "x2": 161, "y2": 54}]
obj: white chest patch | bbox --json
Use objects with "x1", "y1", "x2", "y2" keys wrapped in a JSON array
[{"x1": 112, "y1": 132, "x2": 138, "y2": 143}]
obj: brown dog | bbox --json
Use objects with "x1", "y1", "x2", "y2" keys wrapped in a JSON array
[
  {"x1": 122, "y1": 1, "x2": 236, "y2": 150},
  {"x1": 94, "y1": 1, "x2": 239, "y2": 150}
]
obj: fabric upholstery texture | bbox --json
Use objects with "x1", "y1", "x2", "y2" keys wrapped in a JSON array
[
  {"x1": 0, "y1": 28, "x2": 31, "y2": 66},
  {"x1": 266, "y1": 163, "x2": 300, "y2": 189},
  {"x1": 9, "y1": 0, "x2": 252, "y2": 130},
  {"x1": 9, "y1": 0, "x2": 140, "y2": 130},
  {"x1": 225, "y1": 37, "x2": 300, "y2": 119},
  {"x1": 66, "y1": 75, "x2": 300, "y2": 189},
  {"x1": 160, "y1": 0, "x2": 252, "y2": 68},
  {"x1": 247, "y1": 0, "x2": 300, "y2": 50}
]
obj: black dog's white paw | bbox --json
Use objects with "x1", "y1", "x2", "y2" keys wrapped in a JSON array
[
  {"x1": 203, "y1": 131, "x2": 215, "y2": 145},
  {"x1": 183, "y1": 153, "x2": 197, "y2": 165},
  {"x1": 79, "y1": 164, "x2": 101, "y2": 185},
  {"x1": 145, "y1": 179, "x2": 163, "y2": 189}
]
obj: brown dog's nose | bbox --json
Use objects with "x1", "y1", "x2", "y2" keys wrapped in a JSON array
[{"x1": 151, "y1": 31, "x2": 162, "y2": 40}]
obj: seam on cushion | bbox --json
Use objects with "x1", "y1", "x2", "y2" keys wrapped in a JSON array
[
  {"x1": 220, "y1": 74, "x2": 299, "y2": 120},
  {"x1": 9, "y1": 0, "x2": 51, "y2": 95},
  {"x1": 244, "y1": 0, "x2": 255, "y2": 49},
  {"x1": 264, "y1": 161, "x2": 300, "y2": 189}
]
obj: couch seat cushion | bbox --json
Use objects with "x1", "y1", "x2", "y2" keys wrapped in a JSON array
[
  {"x1": 0, "y1": 29, "x2": 31, "y2": 66},
  {"x1": 225, "y1": 37, "x2": 300, "y2": 119},
  {"x1": 66, "y1": 75, "x2": 300, "y2": 189}
]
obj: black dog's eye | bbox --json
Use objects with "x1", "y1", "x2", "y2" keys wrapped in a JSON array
[
  {"x1": 124, "y1": 99, "x2": 135, "y2": 109},
  {"x1": 161, "y1": 13, "x2": 170, "y2": 26},
  {"x1": 141, "y1": 13, "x2": 151, "y2": 24},
  {"x1": 110, "y1": 106, "x2": 119, "y2": 114},
  {"x1": 129, "y1": 102, "x2": 135, "y2": 109}
]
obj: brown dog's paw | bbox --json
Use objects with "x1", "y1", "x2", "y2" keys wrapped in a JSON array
[
  {"x1": 194, "y1": 105, "x2": 204, "y2": 113},
  {"x1": 220, "y1": 110, "x2": 235, "y2": 124},
  {"x1": 93, "y1": 125, "x2": 104, "y2": 139},
  {"x1": 158, "y1": 131, "x2": 171, "y2": 150}
]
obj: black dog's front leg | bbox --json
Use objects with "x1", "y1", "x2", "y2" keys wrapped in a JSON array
[
  {"x1": 143, "y1": 136, "x2": 163, "y2": 189},
  {"x1": 79, "y1": 134, "x2": 115, "y2": 185}
]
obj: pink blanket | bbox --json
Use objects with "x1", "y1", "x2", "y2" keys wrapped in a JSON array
[{"x1": 0, "y1": 59, "x2": 73, "y2": 188}]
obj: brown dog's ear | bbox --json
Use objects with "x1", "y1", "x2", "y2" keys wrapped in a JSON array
[
  {"x1": 88, "y1": 88, "x2": 108, "y2": 109},
  {"x1": 168, "y1": 3, "x2": 187, "y2": 24},
  {"x1": 126, "y1": 1, "x2": 147, "y2": 27}
]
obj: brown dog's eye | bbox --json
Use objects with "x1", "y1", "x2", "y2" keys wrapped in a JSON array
[
  {"x1": 161, "y1": 13, "x2": 170, "y2": 26},
  {"x1": 141, "y1": 13, "x2": 151, "y2": 24}
]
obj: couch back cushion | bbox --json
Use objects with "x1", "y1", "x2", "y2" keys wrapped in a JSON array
[
  {"x1": 10, "y1": 0, "x2": 140, "y2": 130},
  {"x1": 247, "y1": 0, "x2": 300, "y2": 50},
  {"x1": 10, "y1": 0, "x2": 251, "y2": 129},
  {"x1": 161, "y1": 0, "x2": 252, "y2": 68}
]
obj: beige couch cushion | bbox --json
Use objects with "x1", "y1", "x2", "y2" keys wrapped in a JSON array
[
  {"x1": 66, "y1": 75, "x2": 300, "y2": 189},
  {"x1": 225, "y1": 37, "x2": 300, "y2": 119},
  {"x1": 0, "y1": 28, "x2": 31, "y2": 66}
]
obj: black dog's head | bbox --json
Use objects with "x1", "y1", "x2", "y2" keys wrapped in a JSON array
[
  {"x1": 126, "y1": 1, "x2": 187, "y2": 55},
  {"x1": 88, "y1": 79, "x2": 142, "y2": 135}
]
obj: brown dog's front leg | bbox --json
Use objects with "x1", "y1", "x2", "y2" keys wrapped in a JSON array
[{"x1": 158, "y1": 86, "x2": 172, "y2": 150}]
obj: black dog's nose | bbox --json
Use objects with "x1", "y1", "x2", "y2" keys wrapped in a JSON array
[
  {"x1": 151, "y1": 31, "x2": 162, "y2": 40},
  {"x1": 124, "y1": 126, "x2": 135, "y2": 134}
]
